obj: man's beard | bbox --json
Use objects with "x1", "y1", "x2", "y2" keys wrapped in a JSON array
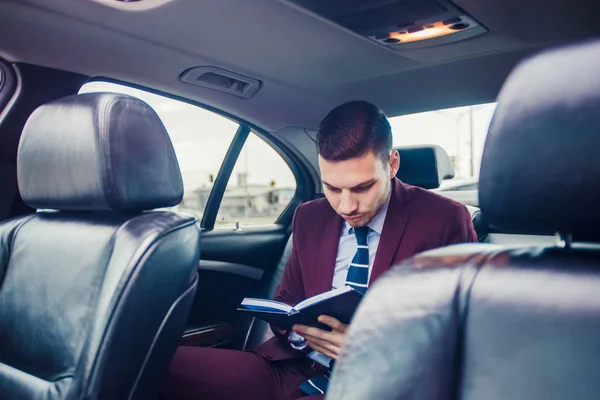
[
  {"x1": 357, "y1": 181, "x2": 391, "y2": 227},
  {"x1": 373, "y1": 180, "x2": 392, "y2": 215}
]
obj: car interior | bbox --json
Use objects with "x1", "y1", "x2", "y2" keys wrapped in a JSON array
[
  {"x1": 327, "y1": 39, "x2": 600, "y2": 399},
  {"x1": 0, "y1": 0, "x2": 599, "y2": 399}
]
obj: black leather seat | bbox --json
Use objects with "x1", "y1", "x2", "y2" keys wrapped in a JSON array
[
  {"x1": 236, "y1": 234, "x2": 294, "y2": 350},
  {"x1": 0, "y1": 93, "x2": 201, "y2": 399},
  {"x1": 395, "y1": 144, "x2": 455, "y2": 190},
  {"x1": 327, "y1": 39, "x2": 600, "y2": 400}
]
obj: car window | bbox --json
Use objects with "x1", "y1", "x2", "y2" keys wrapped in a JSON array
[
  {"x1": 216, "y1": 132, "x2": 296, "y2": 227},
  {"x1": 79, "y1": 81, "x2": 239, "y2": 222},
  {"x1": 389, "y1": 103, "x2": 497, "y2": 181}
]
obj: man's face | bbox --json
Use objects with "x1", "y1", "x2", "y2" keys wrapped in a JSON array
[{"x1": 319, "y1": 150, "x2": 400, "y2": 227}]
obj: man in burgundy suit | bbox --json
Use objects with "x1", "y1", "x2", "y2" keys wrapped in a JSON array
[{"x1": 161, "y1": 101, "x2": 477, "y2": 399}]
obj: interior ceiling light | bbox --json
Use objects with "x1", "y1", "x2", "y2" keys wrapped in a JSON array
[
  {"x1": 387, "y1": 21, "x2": 463, "y2": 43},
  {"x1": 286, "y1": 0, "x2": 488, "y2": 50},
  {"x1": 368, "y1": 15, "x2": 486, "y2": 49}
]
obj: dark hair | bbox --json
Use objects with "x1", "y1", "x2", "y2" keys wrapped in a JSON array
[{"x1": 316, "y1": 101, "x2": 392, "y2": 162}]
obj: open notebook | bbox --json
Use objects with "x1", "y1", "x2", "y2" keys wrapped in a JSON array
[{"x1": 237, "y1": 286, "x2": 364, "y2": 331}]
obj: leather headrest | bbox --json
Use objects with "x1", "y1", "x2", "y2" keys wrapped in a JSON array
[
  {"x1": 396, "y1": 145, "x2": 455, "y2": 189},
  {"x1": 479, "y1": 40, "x2": 600, "y2": 240},
  {"x1": 18, "y1": 93, "x2": 183, "y2": 211}
]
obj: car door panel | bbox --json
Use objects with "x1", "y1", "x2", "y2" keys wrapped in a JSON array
[
  {"x1": 199, "y1": 260, "x2": 265, "y2": 281},
  {"x1": 184, "y1": 225, "x2": 290, "y2": 347},
  {"x1": 201, "y1": 225, "x2": 288, "y2": 269}
]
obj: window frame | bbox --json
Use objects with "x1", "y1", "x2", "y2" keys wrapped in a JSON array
[
  {"x1": 202, "y1": 124, "x2": 249, "y2": 229},
  {"x1": 83, "y1": 77, "x2": 314, "y2": 231}
]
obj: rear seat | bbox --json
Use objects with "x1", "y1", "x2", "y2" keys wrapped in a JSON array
[
  {"x1": 236, "y1": 235, "x2": 294, "y2": 350},
  {"x1": 239, "y1": 145, "x2": 484, "y2": 350},
  {"x1": 466, "y1": 205, "x2": 489, "y2": 242}
]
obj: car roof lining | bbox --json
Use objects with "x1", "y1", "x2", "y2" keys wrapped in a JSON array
[{"x1": 1, "y1": 0, "x2": 599, "y2": 132}]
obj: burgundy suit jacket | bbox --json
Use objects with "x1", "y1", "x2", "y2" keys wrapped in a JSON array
[{"x1": 254, "y1": 178, "x2": 477, "y2": 361}]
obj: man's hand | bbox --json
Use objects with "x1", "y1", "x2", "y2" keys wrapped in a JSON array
[{"x1": 292, "y1": 315, "x2": 349, "y2": 359}]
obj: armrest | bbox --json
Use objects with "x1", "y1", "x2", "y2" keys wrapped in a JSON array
[{"x1": 181, "y1": 322, "x2": 233, "y2": 348}]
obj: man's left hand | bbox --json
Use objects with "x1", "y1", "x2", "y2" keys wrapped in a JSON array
[{"x1": 292, "y1": 315, "x2": 349, "y2": 359}]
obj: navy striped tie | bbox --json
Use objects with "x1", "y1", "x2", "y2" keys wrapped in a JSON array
[
  {"x1": 345, "y1": 226, "x2": 370, "y2": 294},
  {"x1": 299, "y1": 226, "x2": 370, "y2": 396}
]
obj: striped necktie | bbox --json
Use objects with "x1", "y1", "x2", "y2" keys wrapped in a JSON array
[
  {"x1": 345, "y1": 226, "x2": 370, "y2": 294},
  {"x1": 299, "y1": 226, "x2": 371, "y2": 396}
]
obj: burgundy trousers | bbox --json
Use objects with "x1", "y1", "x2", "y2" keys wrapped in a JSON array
[{"x1": 160, "y1": 346, "x2": 327, "y2": 400}]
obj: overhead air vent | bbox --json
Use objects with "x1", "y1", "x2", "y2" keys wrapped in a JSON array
[
  {"x1": 286, "y1": 0, "x2": 487, "y2": 50},
  {"x1": 180, "y1": 67, "x2": 261, "y2": 99}
]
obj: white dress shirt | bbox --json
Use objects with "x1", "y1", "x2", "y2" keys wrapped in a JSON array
[
  {"x1": 331, "y1": 197, "x2": 390, "y2": 290},
  {"x1": 290, "y1": 196, "x2": 391, "y2": 366}
]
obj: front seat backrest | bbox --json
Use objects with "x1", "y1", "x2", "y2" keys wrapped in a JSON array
[
  {"x1": 328, "y1": 39, "x2": 600, "y2": 400},
  {"x1": 0, "y1": 93, "x2": 201, "y2": 400}
]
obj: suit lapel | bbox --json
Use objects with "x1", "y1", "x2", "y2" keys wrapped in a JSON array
[
  {"x1": 315, "y1": 210, "x2": 344, "y2": 296},
  {"x1": 370, "y1": 178, "x2": 412, "y2": 284}
]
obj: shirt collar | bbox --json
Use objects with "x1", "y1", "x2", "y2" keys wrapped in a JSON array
[{"x1": 344, "y1": 193, "x2": 391, "y2": 236}]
